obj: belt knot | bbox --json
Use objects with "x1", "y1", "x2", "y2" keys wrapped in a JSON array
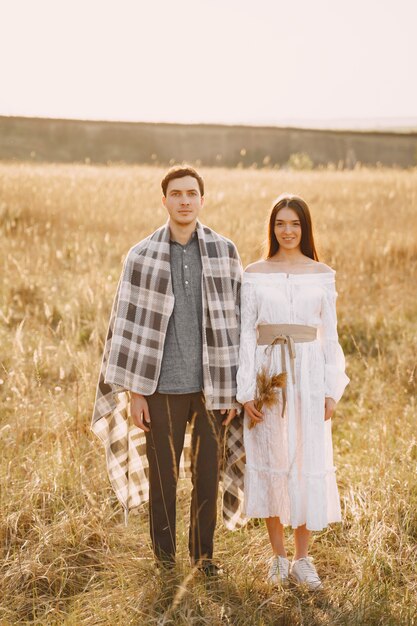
[{"x1": 256, "y1": 324, "x2": 317, "y2": 419}]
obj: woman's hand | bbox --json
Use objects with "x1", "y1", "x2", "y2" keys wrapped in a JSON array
[
  {"x1": 244, "y1": 400, "x2": 263, "y2": 425},
  {"x1": 324, "y1": 397, "x2": 336, "y2": 421}
]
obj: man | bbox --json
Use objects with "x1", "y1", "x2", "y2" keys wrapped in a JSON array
[{"x1": 91, "y1": 165, "x2": 245, "y2": 575}]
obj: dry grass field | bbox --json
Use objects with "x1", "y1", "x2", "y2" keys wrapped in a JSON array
[{"x1": 0, "y1": 162, "x2": 416, "y2": 625}]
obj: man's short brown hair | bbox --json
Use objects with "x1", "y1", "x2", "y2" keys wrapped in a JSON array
[{"x1": 161, "y1": 165, "x2": 204, "y2": 197}]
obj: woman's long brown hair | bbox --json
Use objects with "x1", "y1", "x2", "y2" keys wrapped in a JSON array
[{"x1": 266, "y1": 193, "x2": 319, "y2": 260}]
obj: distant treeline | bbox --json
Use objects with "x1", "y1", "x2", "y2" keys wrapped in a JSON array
[{"x1": 1, "y1": 116, "x2": 416, "y2": 168}]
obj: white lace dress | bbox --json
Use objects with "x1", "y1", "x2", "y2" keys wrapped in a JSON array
[{"x1": 236, "y1": 270, "x2": 349, "y2": 531}]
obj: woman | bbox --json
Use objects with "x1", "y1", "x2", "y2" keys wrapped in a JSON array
[{"x1": 236, "y1": 193, "x2": 349, "y2": 590}]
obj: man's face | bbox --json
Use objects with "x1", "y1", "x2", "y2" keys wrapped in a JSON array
[{"x1": 163, "y1": 175, "x2": 204, "y2": 226}]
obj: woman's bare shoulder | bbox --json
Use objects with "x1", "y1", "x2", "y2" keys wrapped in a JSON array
[
  {"x1": 245, "y1": 260, "x2": 270, "y2": 273},
  {"x1": 312, "y1": 262, "x2": 335, "y2": 274}
]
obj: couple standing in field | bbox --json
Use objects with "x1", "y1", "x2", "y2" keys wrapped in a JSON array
[{"x1": 91, "y1": 165, "x2": 349, "y2": 590}]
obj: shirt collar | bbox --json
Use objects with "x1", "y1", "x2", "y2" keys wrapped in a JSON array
[{"x1": 170, "y1": 229, "x2": 197, "y2": 247}]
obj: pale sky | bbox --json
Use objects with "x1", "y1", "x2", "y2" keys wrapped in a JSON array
[{"x1": 1, "y1": 0, "x2": 416, "y2": 126}]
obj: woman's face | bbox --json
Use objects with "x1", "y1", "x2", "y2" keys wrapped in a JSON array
[{"x1": 274, "y1": 207, "x2": 302, "y2": 251}]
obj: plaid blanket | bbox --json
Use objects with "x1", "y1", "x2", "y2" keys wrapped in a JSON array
[{"x1": 91, "y1": 221, "x2": 246, "y2": 530}]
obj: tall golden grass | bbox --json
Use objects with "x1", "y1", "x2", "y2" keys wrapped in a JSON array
[{"x1": 0, "y1": 162, "x2": 416, "y2": 625}]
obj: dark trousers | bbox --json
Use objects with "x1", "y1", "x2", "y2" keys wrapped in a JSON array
[{"x1": 145, "y1": 392, "x2": 224, "y2": 564}]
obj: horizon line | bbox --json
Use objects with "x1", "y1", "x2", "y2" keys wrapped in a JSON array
[{"x1": 1, "y1": 113, "x2": 417, "y2": 134}]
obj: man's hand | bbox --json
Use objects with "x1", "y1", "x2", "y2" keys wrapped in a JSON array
[
  {"x1": 243, "y1": 401, "x2": 263, "y2": 425},
  {"x1": 130, "y1": 392, "x2": 151, "y2": 432},
  {"x1": 324, "y1": 397, "x2": 336, "y2": 421},
  {"x1": 220, "y1": 408, "x2": 237, "y2": 426}
]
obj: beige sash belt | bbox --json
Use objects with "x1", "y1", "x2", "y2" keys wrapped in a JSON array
[{"x1": 256, "y1": 323, "x2": 317, "y2": 416}]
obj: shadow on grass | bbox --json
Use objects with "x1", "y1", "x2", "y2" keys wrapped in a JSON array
[
  {"x1": 135, "y1": 565, "x2": 348, "y2": 626},
  {"x1": 135, "y1": 567, "x2": 409, "y2": 626}
]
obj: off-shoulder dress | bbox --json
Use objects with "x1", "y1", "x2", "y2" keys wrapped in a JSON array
[{"x1": 236, "y1": 270, "x2": 349, "y2": 530}]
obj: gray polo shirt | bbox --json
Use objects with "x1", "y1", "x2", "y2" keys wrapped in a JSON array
[{"x1": 157, "y1": 231, "x2": 203, "y2": 394}]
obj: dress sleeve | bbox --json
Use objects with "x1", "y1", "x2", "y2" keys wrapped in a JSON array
[
  {"x1": 319, "y1": 277, "x2": 350, "y2": 403},
  {"x1": 236, "y1": 279, "x2": 258, "y2": 405}
]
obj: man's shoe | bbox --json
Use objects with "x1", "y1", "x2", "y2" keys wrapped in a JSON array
[
  {"x1": 290, "y1": 556, "x2": 322, "y2": 590},
  {"x1": 266, "y1": 555, "x2": 290, "y2": 586},
  {"x1": 197, "y1": 559, "x2": 223, "y2": 578}
]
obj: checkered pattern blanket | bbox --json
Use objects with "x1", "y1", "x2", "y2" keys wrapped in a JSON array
[{"x1": 91, "y1": 221, "x2": 246, "y2": 530}]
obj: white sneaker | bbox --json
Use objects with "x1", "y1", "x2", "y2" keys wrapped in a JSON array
[
  {"x1": 291, "y1": 556, "x2": 322, "y2": 590},
  {"x1": 266, "y1": 555, "x2": 290, "y2": 586}
]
